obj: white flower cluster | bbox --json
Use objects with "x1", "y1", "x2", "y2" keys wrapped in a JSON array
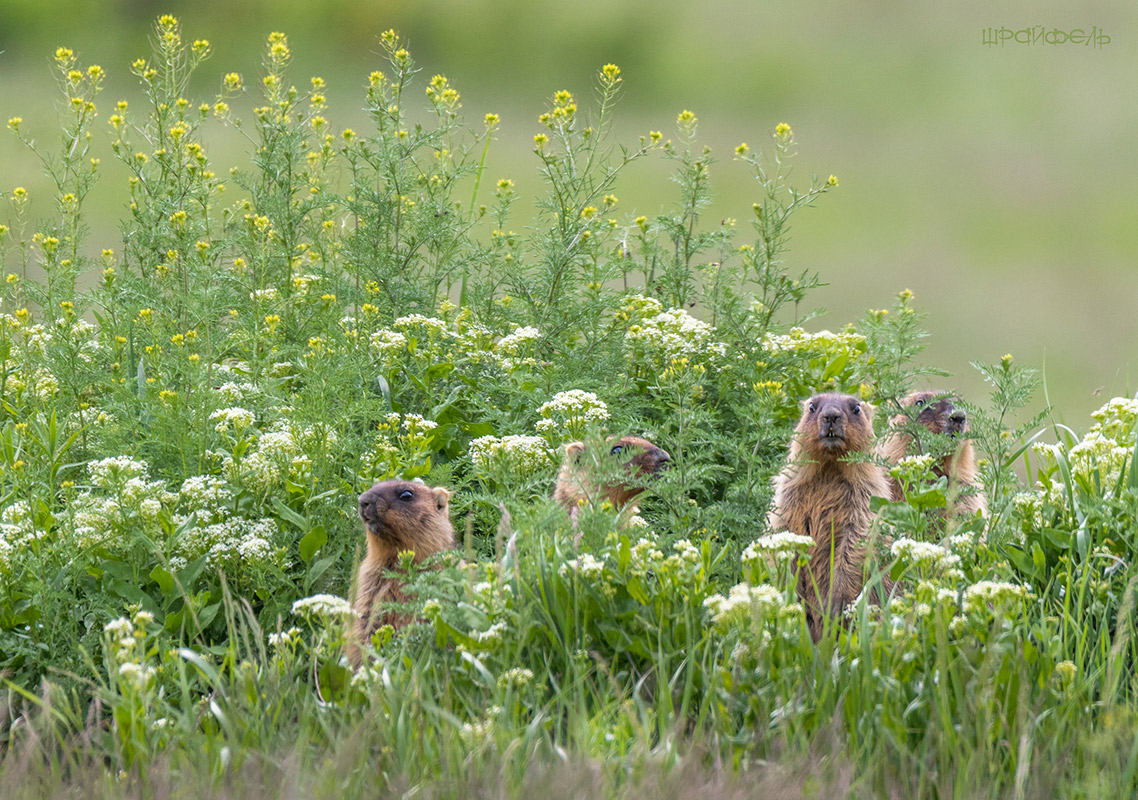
[
  {"x1": 742, "y1": 531, "x2": 814, "y2": 565},
  {"x1": 761, "y1": 326, "x2": 866, "y2": 355},
  {"x1": 88, "y1": 456, "x2": 150, "y2": 489},
  {"x1": 625, "y1": 308, "x2": 727, "y2": 363},
  {"x1": 559, "y1": 552, "x2": 606, "y2": 579},
  {"x1": 962, "y1": 580, "x2": 1029, "y2": 613},
  {"x1": 1090, "y1": 397, "x2": 1138, "y2": 443},
  {"x1": 1032, "y1": 397, "x2": 1137, "y2": 487},
  {"x1": 496, "y1": 667, "x2": 534, "y2": 690},
  {"x1": 474, "y1": 621, "x2": 508, "y2": 645},
  {"x1": 33, "y1": 369, "x2": 59, "y2": 399},
  {"x1": 1011, "y1": 492, "x2": 1043, "y2": 529},
  {"x1": 458, "y1": 705, "x2": 503, "y2": 749},
  {"x1": 103, "y1": 609, "x2": 155, "y2": 677},
  {"x1": 535, "y1": 390, "x2": 609, "y2": 436},
  {"x1": 392, "y1": 314, "x2": 452, "y2": 336},
  {"x1": 494, "y1": 325, "x2": 541, "y2": 371},
  {"x1": 0, "y1": 501, "x2": 39, "y2": 570},
  {"x1": 629, "y1": 534, "x2": 665, "y2": 574},
  {"x1": 291, "y1": 593, "x2": 355, "y2": 620},
  {"x1": 468, "y1": 434, "x2": 554, "y2": 479},
  {"x1": 370, "y1": 329, "x2": 408, "y2": 358},
  {"x1": 69, "y1": 461, "x2": 173, "y2": 546},
  {"x1": 172, "y1": 517, "x2": 281, "y2": 572},
  {"x1": 615, "y1": 294, "x2": 664, "y2": 324},
  {"x1": 267, "y1": 626, "x2": 301, "y2": 650},
  {"x1": 233, "y1": 424, "x2": 315, "y2": 495},
  {"x1": 214, "y1": 381, "x2": 258, "y2": 405},
  {"x1": 494, "y1": 326, "x2": 540, "y2": 355},
  {"x1": 704, "y1": 582, "x2": 787, "y2": 627},
  {"x1": 118, "y1": 661, "x2": 157, "y2": 690},
  {"x1": 890, "y1": 538, "x2": 962, "y2": 575},
  {"x1": 671, "y1": 538, "x2": 703, "y2": 572},
  {"x1": 210, "y1": 407, "x2": 256, "y2": 434},
  {"x1": 889, "y1": 453, "x2": 939, "y2": 490}
]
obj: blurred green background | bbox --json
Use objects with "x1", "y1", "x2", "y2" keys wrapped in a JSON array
[{"x1": 1, "y1": 0, "x2": 1135, "y2": 425}]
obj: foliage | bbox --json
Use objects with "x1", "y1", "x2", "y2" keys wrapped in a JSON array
[{"x1": 1, "y1": 17, "x2": 1136, "y2": 798}]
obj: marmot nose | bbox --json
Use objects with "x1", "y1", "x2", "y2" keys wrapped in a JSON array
[
  {"x1": 358, "y1": 494, "x2": 375, "y2": 522},
  {"x1": 948, "y1": 410, "x2": 966, "y2": 427},
  {"x1": 358, "y1": 487, "x2": 385, "y2": 522},
  {"x1": 822, "y1": 410, "x2": 841, "y2": 425}
]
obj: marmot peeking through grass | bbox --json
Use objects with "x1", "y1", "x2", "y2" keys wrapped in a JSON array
[
  {"x1": 351, "y1": 479, "x2": 454, "y2": 664},
  {"x1": 768, "y1": 393, "x2": 892, "y2": 641},
  {"x1": 878, "y1": 390, "x2": 987, "y2": 518},
  {"x1": 553, "y1": 435, "x2": 671, "y2": 513}
]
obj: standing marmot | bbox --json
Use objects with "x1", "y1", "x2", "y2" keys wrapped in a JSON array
[
  {"x1": 877, "y1": 391, "x2": 987, "y2": 518},
  {"x1": 768, "y1": 393, "x2": 892, "y2": 640},
  {"x1": 553, "y1": 435, "x2": 671, "y2": 512},
  {"x1": 351, "y1": 479, "x2": 455, "y2": 664}
]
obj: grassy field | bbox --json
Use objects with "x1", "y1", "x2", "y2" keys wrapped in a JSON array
[{"x1": 1, "y1": 12, "x2": 1138, "y2": 799}]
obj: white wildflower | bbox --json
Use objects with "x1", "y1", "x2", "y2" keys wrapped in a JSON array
[
  {"x1": 370, "y1": 329, "x2": 407, "y2": 356},
  {"x1": 469, "y1": 434, "x2": 554, "y2": 478},
  {"x1": 891, "y1": 538, "x2": 961, "y2": 572},
  {"x1": 761, "y1": 326, "x2": 865, "y2": 355},
  {"x1": 209, "y1": 407, "x2": 255, "y2": 434},
  {"x1": 625, "y1": 307, "x2": 726, "y2": 362},
  {"x1": 292, "y1": 594, "x2": 355, "y2": 620},
  {"x1": 88, "y1": 456, "x2": 149, "y2": 489},
  {"x1": 559, "y1": 552, "x2": 606, "y2": 579},
  {"x1": 962, "y1": 580, "x2": 1029, "y2": 613},
  {"x1": 704, "y1": 582, "x2": 785, "y2": 626}
]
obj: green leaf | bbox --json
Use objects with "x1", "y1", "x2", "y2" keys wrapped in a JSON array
[
  {"x1": 308, "y1": 554, "x2": 337, "y2": 583},
  {"x1": 298, "y1": 525, "x2": 328, "y2": 563},
  {"x1": 272, "y1": 497, "x2": 310, "y2": 532},
  {"x1": 150, "y1": 565, "x2": 175, "y2": 597},
  {"x1": 821, "y1": 351, "x2": 849, "y2": 382}
]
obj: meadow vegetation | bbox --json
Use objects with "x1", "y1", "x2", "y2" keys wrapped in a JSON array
[{"x1": 1, "y1": 17, "x2": 1137, "y2": 798}]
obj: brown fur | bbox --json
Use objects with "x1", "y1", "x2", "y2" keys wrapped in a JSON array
[
  {"x1": 553, "y1": 435, "x2": 671, "y2": 512},
  {"x1": 351, "y1": 479, "x2": 454, "y2": 665},
  {"x1": 877, "y1": 391, "x2": 987, "y2": 518},
  {"x1": 768, "y1": 393, "x2": 892, "y2": 641}
]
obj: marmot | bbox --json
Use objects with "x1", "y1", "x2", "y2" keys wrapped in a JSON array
[
  {"x1": 553, "y1": 435, "x2": 671, "y2": 513},
  {"x1": 878, "y1": 391, "x2": 987, "y2": 518},
  {"x1": 351, "y1": 479, "x2": 455, "y2": 664},
  {"x1": 768, "y1": 393, "x2": 892, "y2": 641}
]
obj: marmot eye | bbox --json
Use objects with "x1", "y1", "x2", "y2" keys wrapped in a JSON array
[
  {"x1": 808, "y1": 402, "x2": 816, "y2": 413},
  {"x1": 852, "y1": 403, "x2": 861, "y2": 415},
  {"x1": 915, "y1": 399, "x2": 925, "y2": 408},
  {"x1": 609, "y1": 444, "x2": 624, "y2": 456},
  {"x1": 398, "y1": 490, "x2": 414, "y2": 502}
]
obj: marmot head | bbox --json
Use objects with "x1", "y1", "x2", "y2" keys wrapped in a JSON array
[
  {"x1": 896, "y1": 391, "x2": 968, "y2": 437},
  {"x1": 358, "y1": 479, "x2": 454, "y2": 554},
  {"x1": 796, "y1": 393, "x2": 874, "y2": 459},
  {"x1": 559, "y1": 435, "x2": 671, "y2": 508}
]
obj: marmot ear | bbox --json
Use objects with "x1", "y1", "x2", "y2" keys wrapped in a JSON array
[
  {"x1": 432, "y1": 486, "x2": 451, "y2": 511},
  {"x1": 862, "y1": 401, "x2": 875, "y2": 420},
  {"x1": 564, "y1": 441, "x2": 585, "y2": 462}
]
